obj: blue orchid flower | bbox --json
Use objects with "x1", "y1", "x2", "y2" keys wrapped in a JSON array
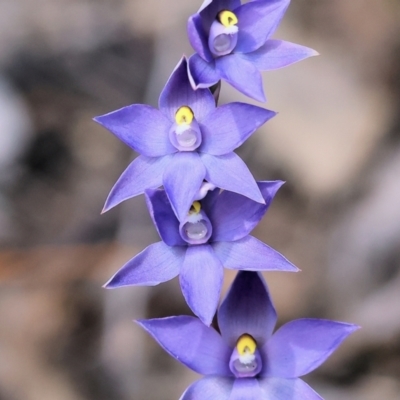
[
  {"x1": 138, "y1": 271, "x2": 359, "y2": 399},
  {"x1": 94, "y1": 57, "x2": 275, "y2": 220},
  {"x1": 105, "y1": 181, "x2": 297, "y2": 325},
  {"x1": 187, "y1": 0, "x2": 318, "y2": 102}
]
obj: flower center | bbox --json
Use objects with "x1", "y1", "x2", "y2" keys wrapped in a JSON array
[
  {"x1": 179, "y1": 201, "x2": 212, "y2": 245},
  {"x1": 208, "y1": 10, "x2": 239, "y2": 57},
  {"x1": 169, "y1": 106, "x2": 202, "y2": 151},
  {"x1": 229, "y1": 334, "x2": 262, "y2": 378},
  {"x1": 218, "y1": 10, "x2": 238, "y2": 27}
]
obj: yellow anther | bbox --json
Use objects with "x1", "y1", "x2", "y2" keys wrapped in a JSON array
[
  {"x1": 218, "y1": 10, "x2": 238, "y2": 27},
  {"x1": 189, "y1": 201, "x2": 201, "y2": 214},
  {"x1": 236, "y1": 334, "x2": 257, "y2": 356},
  {"x1": 175, "y1": 106, "x2": 194, "y2": 125}
]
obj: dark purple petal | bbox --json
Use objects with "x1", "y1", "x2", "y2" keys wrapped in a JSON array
[
  {"x1": 163, "y1": 152, "x2": 206, "y2": 222},
  {"x1": 103, "y1": 155, "x2": 172, "y2": 212},
  {"x1": 229, "y1": 378, "x2": 263, "y2": 400},
  {"x1": 200, "y1": 152, "x2": 264, "y2": 204},
  {"x1": 180, "y1": 376, "x2": 233, "y2": 400},
  {"x1": 243, "y1": 40, "x2": 319, "y2": 71},
  {"x1": 159, "y1": 57, "x2": 215, "y2": 122},
  {"x1": 207, "y1": 181, "x2": 283, "y2": 242},
  {"x1": 217, "y1": 271, "x2": 277, "y2": 347},
  {"x1": 262, "y1": 319, "x2": 360, "y2": 378},
  {"x1": 235, "y1": 0, "x2": 290, "y2": 53},
  {"x1": 213, "y1": 236, "x2": 299, "y2": 272},
  {"x1": 137, "y1": 316, "x2": 232, "y2": 376},
  {"x1": 216, "y1": 54, "x2": 265, "y2": 102},
  {"x1": 145, "y1": 189, "x2": 186, "y2": 246},
  {"x1": 199, "y1": 103, "x2": 276, "y2": 156},
  {"x1": 94, "y1": 105, "x2": 175, "y2": 157},
  {"x1": 187, "y1": 14, "x2": 213, "y2": 62},
  {"x1": 258, "y1": 378, "x2": 323, "y2": 400},
  {"x1": 180, "y1": 244, "x2": 224, "y2": 326},
  {"x1": 187, "y1": 54, "x2": 220, "y2": 90},
  {"x1": 105, "y1": 242, "x2": 185, "y2": 288}
]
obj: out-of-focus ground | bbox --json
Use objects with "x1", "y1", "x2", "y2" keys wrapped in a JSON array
[{"x1": 0, "y1": 0, "x2": 400, "y2": 399}]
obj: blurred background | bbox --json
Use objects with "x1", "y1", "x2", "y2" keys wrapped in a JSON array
[{"x1": 0, "y1": 0, "x2": 400, "y2": 399}]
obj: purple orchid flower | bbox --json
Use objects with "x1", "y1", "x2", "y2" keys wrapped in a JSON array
[
  {"x1": 105, "y1": 181, "x2": 297, "y2": 325},
  {"x1": 94, "y1": 57, "x2": 276, "y2": 221},
  {"x1": 187, "y1": 0, "x2": 318, "y2": 102},
  {"x1": 138, "y1": 271, "x2": 359, "y2": 400}
]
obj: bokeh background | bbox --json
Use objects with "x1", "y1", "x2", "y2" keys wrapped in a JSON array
[{"x1": 1, "y1": 0, "x2": 400, "y2": 399}]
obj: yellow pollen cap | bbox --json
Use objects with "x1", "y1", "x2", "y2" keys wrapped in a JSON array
[
  {"x1": 175, "y1": 106, "x2": 194, "y2": 125},
  {"x1": 236, "y1": 334, "x2": 257, "y2": 356},
  {"x1": 218, "y1": 10, "x2": 238, "y2": 27},
  {"x1": 189, "y1": 201, "x2": 201, "y2": 214}
]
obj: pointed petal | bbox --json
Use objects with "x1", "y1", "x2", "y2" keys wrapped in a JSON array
[
  {"x1": 163, "y1": 152, "x2": 206, "y2": 221},
  {"x1": 230, "y1": 379, "x2": 263, "y2": 400},
  {"x1": 187, "y1": 14, "x2": 213, "y2": 62},
  {"x1": 199, "y1": 103, "x2": 275, "y2": 155},
  {"x1": 200, "y1": 152, "x2": 264, "y2": 204},
  {"x1": 180, "y1": 244, "x2": 224, "y2": 325},
  {"x1": 159, "y1": 57, "x2": 215, "y2": 121},
  {"x1": 243, "y1": 40, "x2": 319, "y2": 71},
  {"x1": 213, "y1": 236, "x2": 299, "y2": 272},
  {"x1": 262, "y1": 319, "x2": 360, "y2": 378},
  {"x1": 180, "y1": 376, "x2": 233, "y2": 400},
  {"x1": 187, "y1": 53, "x2": 220, "y2": 90},
  {"x1": 217, "y1": 271, "x2": 276, "y2": 347},
  {"x1": 94, "y1": 105, "x2": 175, "y2": 157},
  {"x1": 258, "y1": 378, "x2": 323, "y2": 400},
  {"x1": 103, "y1": 155, "x2": 172, "y2": 212},
  {"x1": 235, "y1": 0, "x2": 290, "y2": 53},
  {"x1": 207, "y1": 181, "x2": 283, "y2": 241},
  {"x1": 216, "y1": 54, "x2": 265, "y2": 102},
  {"x1": 105, "y1": 242, "x2": 185, "y2": 287},
  {"x1": 145, "y1": 189, "x2": 186, "y2": 246},
  {"x1": 137, "y1": 316, "x2": 232, "y2": 376}
]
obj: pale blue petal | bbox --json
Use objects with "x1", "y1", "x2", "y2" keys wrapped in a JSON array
[
  {"x1": 137, "y1": 316, "x2": 232, "y2": 376},
  {"x1": 213, "y1": 236, "x2": 298, "y2": 272},
  {"x1": 105, "y1": 242, "x2": 185, "y2": 287},
  {"x1": 103, "y1": 155, "x2": 172, "y2": 212},
  {"x1": 200, "y1": 152, "x2": 264, "y2": 204},
  {"x1": 180, "y1": 244, "x2": 224, "y2": 326}
]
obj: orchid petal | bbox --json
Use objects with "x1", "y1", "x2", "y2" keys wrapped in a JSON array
[
  {"x1": 187, "y1": 54, "x2": 220, "y2": 90},
  {"x1": 94, "y1": 105, "x2": 175, "y2": 157},
  {"x1": 103, "y1": 155, "x2": 172, "y2": 212},
  {"x1": 208, "y1": 181, "x2": 283, "y2": 242},
  {"x1": 216, "y1": 54, "x2": 265, "y2": 102},
  {"x1": 258, "y1": 378, "x2": 323, "y2": 400},
  {"x1": 200, "y1": 152, "x2": 264, "y2": 204},
  {"x1": 180, "y1": 376, "x2": 233, "y2": 400},
  {"x1": 105, "y1": 242, "x2": 185, "y2": 288},
  {"x1": 180, "y1": 244, "x2": 223, "y2": 326},
  {"x1": 217, "y1": 271, "x2": 277, "y2": 347},
  {"x1": 137, "y1": 316, "x2": 232, "y2": 376},
  {"x1": 235, "y1": 0, "x2": 290, "y2": 53},
  {"x1": 188, "y1": 14, "x2": 213, "y2": 62},
  {"x1": 145, "y1": 189, "x2": 186, "y2": 246},
  {"x1": 230, "y1": 378, "x2": 263, "y2": 400},
  {"x1": 163, "y1": 152, "x2": 206, "y2": 221},
  {"x1": 199, "y1": 103, "x2": 275, "y2": 155},
  {"x1": 243, "y1": 40, "x2": 319, "y2": 71},
  {"x1": 213, "y1": 236, "x2": 298, "y2": 272},
  {"x1": 159, "y1": 57, "x2": 215, "y2": 122},
  {"x1": 262, "y1": 319, "x2": 360, "y2": 378}
]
